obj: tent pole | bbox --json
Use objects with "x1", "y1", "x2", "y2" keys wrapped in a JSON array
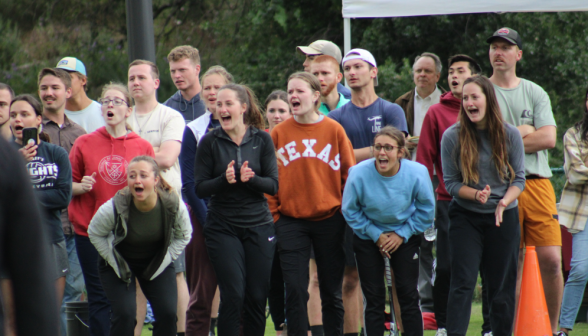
[{"x1": 344, "y1": 17, "x2": 351, "y2": 88}]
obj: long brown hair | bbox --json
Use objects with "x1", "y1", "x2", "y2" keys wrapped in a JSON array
[
  {"x1": 218, "y1": 84, "x2": 265, "y2": 130},
  {"x1": 458, "y1": 76, "x2": 514, "y2": 184},
  {"x1": 10, "y1": 94, "x2": 51, "y2": 143}
]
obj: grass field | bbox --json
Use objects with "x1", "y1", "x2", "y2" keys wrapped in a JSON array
[{"x1": 141, "y1": 302, "x2": 588, "y2": 335}]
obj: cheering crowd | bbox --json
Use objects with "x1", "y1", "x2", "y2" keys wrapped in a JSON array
[{"x1": 0, "y1": 26, "x2": 587, "y2": 336}]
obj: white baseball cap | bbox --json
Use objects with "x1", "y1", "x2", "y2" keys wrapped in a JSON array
[{"x1": 342, "y1": 49, "x2": 378, "y2": 86}]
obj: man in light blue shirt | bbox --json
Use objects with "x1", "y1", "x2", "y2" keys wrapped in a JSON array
[{"x1": 310, "y1": 55, "x2": 350, "y2": 115}]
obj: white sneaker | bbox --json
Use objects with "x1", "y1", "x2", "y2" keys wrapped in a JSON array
[
  {"x1": 483, "y1": 332, "x2": 493, "y2": 336},
  {"x1": 435, "y1": 328, "x2": 448, "y2": 336}
]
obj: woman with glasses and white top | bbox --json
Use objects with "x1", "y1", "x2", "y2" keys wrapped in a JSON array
[
  {"x1": 68, "y1": 83, "x2": 155, "y2": 334},
  {"x1": 342, "y1": 126, "x2": 435, "y2": 336}
]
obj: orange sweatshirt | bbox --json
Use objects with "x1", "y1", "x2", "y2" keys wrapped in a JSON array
[{"x1": 268, "y1": 117, "x2": 356, "y2": 222}]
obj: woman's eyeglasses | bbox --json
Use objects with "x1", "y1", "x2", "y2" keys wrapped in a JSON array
[
  {"x1": 98, "y1": 98, "x2": 129, "y2": 106},
  {"x1": 373, "y1": 144, "x2": 399, "y2": 153}
]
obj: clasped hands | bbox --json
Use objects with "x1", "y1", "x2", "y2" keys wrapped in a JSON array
[
  {"x1": 376, "y1": 232, "x2": 403, "y2": 258},
  {"x1": 226, "y1": 160, "x2": 255, "y2": 184}
]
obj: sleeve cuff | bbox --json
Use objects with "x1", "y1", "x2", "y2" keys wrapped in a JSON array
[{"x1": 367, "y1": 225, "x2": 383, "y2": 243}]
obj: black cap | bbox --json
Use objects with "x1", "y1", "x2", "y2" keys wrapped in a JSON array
[{"x1": 486, "y1": 27, "x2": 523, "y2": 50}]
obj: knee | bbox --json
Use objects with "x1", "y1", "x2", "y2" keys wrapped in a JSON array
[
  {"x1": 112, "y1": 303, "x2": 136, "y2": 323},
  {"x1": 309, "y1": 271, "x2": 320, "y2": 288},
  {"x1": 537, "y1": 253, "x2": 562, "y2": 277},
  {"x1": 342, "y1": 271, "x2": 359, "y2": 294},
  {"x1": 567, "y1": 263, "x2": 588, "y2": 283}
]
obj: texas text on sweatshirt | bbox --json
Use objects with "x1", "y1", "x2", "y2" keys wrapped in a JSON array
[
  {"x1": 267, "y1": 116, "x2": 356, "y2": 222},
  {"x1": 68, "y1": 127, "x2": 155, "y2": 236}
]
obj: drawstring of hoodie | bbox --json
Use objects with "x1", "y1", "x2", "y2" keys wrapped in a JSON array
[{"x1": 178, "y1": 92, "x2": 195, "y2": 121}]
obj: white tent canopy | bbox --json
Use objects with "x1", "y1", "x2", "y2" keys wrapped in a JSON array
[
  {"x1": 341, "y1": 0, "x2": 588, "y2": 57},
  {"x1": 342, "y1": 0, "x2": 588, "y2": 18}
]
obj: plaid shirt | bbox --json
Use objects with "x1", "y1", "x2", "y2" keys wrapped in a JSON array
[{"x1": 559, "y1": 125, "x2": 588, "y2": 232}]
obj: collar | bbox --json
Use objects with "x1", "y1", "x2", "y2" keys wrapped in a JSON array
[
  {"x1": 42, "y1": 113, "x2": 73, "y2": 128},
  {"x1": 414, "y1": 86, "x2": 441, "y2": 100}
]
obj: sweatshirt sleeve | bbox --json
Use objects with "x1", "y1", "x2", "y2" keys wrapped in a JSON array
[
  {"x1": 180, "y1": 127, "x2": 207, "y2": 225},
  {"x1": 69, "y1": 139, "x2": 84, "y2": 184},
  {"x1": 507, "y1": 126, "x2": 526, "y2": 192},
  {"x1": 338, "y1": 127, "x2": 357, "y2": 192},
  {"x1": 563, "y1": 128, "x2": 588, "y2": 185},
  {"x1": 35, "y1": 146, "x2": 72, "y2": 211},
  {"x1": 440, "y1": 127, "x2": 463, "y2": 198},
  {"x1": 342, "y1": 167, "x2": 383, "y2": 243},
  {"x1": 194, "y1": 133, "x2": 232, "y2": 198},
  {"x1": 87, "y1": 199, "x2": 117, "y2": 266},
  {"x1": 416, "y1": 111, "x2": 438, "y2": 182},
  {"x1": 168, "y1": 202, "x2": 193, "y2": 261},
  {"x1": 244, "y1": 132, "x2": 279, "y2": 195},
  {"x1": 394, "y1": 166, "x2": 435, "y2": 242}
]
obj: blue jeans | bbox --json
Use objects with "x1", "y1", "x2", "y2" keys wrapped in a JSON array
[
  {"x1": 560, "y1": 226, "x2": 588, "y2": 329},
  {"x1": 60, "y1": 234, "x2": 85, "y2": 336},
  {"x1": 75, "y1": 234, "x2": 111, "y2": 336}
]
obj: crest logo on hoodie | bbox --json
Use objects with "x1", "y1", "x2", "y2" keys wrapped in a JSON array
[{"x1": 99, "y1": 155, "x2": 129, "y2": 185}]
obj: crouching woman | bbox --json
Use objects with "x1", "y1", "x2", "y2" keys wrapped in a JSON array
[{"x1": 88, "y1": 155, "x2": 192, "y2": 335}]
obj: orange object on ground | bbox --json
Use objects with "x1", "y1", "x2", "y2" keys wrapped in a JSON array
[{"x1": 514, "y1": 246, "x2": 552, "y2": 336}]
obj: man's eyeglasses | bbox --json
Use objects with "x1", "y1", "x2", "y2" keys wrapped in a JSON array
[
  {"x1": 373, "y1": 144, "x2": 400, "y2": 153},
  {"x1": 98, "y1": 98, "x2": 129, "y2": 106}
]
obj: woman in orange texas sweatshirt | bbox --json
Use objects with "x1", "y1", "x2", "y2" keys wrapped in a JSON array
[
  {"x1": 267, "y1": 72, "x2": 355, "y2": 336},
  {"x1": 68, "y1": 83, "x2": 154, "y2": 335}
]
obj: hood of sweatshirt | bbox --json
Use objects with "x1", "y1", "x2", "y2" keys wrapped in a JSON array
[{"x1": 439, "y1": 91, "x2": 461, "y2": 110}]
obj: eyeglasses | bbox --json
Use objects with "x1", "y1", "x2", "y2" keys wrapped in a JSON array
[
  {"x1": 374, "y1": 144, "x2": 400, "y2": 153},
  {"x1": 98, "y1": 98, "x2": 129, "y2": 106}
]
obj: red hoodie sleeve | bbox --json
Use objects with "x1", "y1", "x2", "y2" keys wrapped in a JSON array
[
  {"x1": 69, "y1": 137, "x2": 85, "y2": 183},
  {"x1": 416, "y1": 109, "x2": 438, "y2": 183}
]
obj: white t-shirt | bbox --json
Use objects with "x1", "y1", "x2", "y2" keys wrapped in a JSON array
[
  {"x1": 65, "y1": 101, "x2": 105, "y2": 133},
  {"x1": 128, "y1": 104, "x2": 186, "y2": 192}
]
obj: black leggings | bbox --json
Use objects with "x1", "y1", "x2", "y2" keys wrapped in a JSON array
[
  {"x1": 354, "y1": 234, "x2": 422, "y2": 336},
  {"x1": 204, "y1": 218, "x2": 275, "y2": 336},
  {"x1": 98, "y1": 258, "x2": 177, "y2": 336},
  {"x1": 275, "y1": 212, "x2": 346, "y2": 336},
  {"x1": 446, "y1": 202, "x2": 519, "y2": 336}
]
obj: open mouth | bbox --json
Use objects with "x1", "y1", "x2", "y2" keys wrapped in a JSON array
[
  {"x1": 468, "y1": 108, "x2": 480, "y2": 115},
  {"x1": 220, "y1": 114, "x2": 231, "y2": 122},
  {"x1": 134, "y1": 186, "x2": 144, "y2": 195},
  {"x1": 451, "y1": 80, "x2": 459, "y2": 87},
  {"x1": 107, "y1": 111, "x2": 114, "y2": 118},
  {"x1": 377, "y1": 158, "x2": 389, "y2": 170},
  {"x1": 14, "y1": 125, "x2": 24, "y2": 131},
  {"x1": 291, "y1": 101, "x2": 301, "y2": 109}
]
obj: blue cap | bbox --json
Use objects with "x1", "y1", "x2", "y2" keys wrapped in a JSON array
[{"x1": 56, "y1": 57, "x2": 87, "y2": 76}]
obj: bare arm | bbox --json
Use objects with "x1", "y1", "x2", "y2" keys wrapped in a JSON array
[
  {"x1": 154, "y1": 140, "x2": 182, "y2": 170},
  {"x1": 354, "y1": 147, "x2": 373, "y2": 162},
  {"x1": 520, "y1": 125, "x2": 556, "y2": 154}
]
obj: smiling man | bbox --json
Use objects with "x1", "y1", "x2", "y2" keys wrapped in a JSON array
[
  {"x1": 487, "y1": 27, "x2": 562, "y2": 335},
  {"x1": 0, "y1": 83, "x2": 14, "y2": 140},
  {"x1": 164, "y1": 46, "x2": 206, "y2": 123},
  {"x1": 310, "y1": 55, "x2": 350, "y2": 115}
]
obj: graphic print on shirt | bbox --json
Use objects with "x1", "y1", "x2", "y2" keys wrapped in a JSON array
[
  {"x1": 367, "y1": 115, "x2": 382, "y2": 133},
  {"x1": 98, "y1": 155, "x2": 129, "y2": 185},
  {"x1": 27, "y1": 156, "x2": 59, "y2": 187},
  {"x1": 276, "y1": 139, "x2": 341, "y2": 170}
]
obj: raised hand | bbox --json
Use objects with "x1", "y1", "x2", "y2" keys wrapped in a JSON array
[
  {"x1": 226, "y1": 160, "x2": 236, "y2": 184},
  {"x1": 477, "y1": 184, "x2": 491, "y2": 204},
  {"x1": 81, "y1": 172, "x2": 97, "y2": 192},
  {"x1": 240, "y1": 161, "x2": 255, "y2": 182},
  {"x1": 18, "y1": 142, "x2": 37, "y2": 162}
]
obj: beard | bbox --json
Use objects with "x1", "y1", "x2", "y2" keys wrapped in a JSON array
[{"x1": 322, "y1": 81, "x2": 337, "y2": 96}]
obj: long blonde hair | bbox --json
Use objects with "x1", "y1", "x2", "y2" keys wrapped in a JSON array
[{"x1": 457, "y1": 76, "x2": 514, "y2": 184}]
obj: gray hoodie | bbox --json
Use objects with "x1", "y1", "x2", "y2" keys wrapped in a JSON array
[{"x1": 88, "y1": 185, "x2": 192, "y2": 283}]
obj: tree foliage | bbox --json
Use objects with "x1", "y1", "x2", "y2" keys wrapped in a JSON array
[{"x1": 2, "y1": 2, "x2": 588, "y2": 167}]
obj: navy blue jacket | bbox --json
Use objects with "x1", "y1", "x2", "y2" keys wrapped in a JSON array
[{"x1": 164, "y1": 91, "x2": 207, "y2": 123}]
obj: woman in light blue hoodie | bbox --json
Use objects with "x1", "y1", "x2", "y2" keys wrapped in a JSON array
[{"x1": 342, "y1": 126, "x2": 435, "y2": 336}]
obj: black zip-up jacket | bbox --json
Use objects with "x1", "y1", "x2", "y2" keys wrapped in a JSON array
[{"x1": 194, "y1": 126, "x2": 278, "y2": 227}]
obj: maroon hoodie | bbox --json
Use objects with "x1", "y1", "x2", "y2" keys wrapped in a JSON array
[
  {"x1": 416, "y1": 91, "x2": 461, "y2": 201},
  {"x1": 69, "y1": 127, "x2": 155, "y2": 236}
]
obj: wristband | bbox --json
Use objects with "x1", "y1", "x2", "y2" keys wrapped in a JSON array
[{"x1": 475, "y1": 190, "x2": 479, "y2": 202}]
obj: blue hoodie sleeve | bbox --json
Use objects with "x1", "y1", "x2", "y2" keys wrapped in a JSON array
[
  {"x1": 394, "y1": 165, "x2": 435, "y2": 242},
  {"x1": 35, "y1": 145, "x2": 72, "y2": 211},
  {"x1": 342, "y1": 167, "x2": 383, "y2": 243},
  {"x1": 179, "y1": 126, "x2": 207, "y2": 226}
]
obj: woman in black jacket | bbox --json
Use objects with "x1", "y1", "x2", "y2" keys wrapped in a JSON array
[{"x1": 194, "y1": 83, "x2": 278, "y2": 336}]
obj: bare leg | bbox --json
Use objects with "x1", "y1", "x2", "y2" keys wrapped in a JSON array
[
  {"x1": 176, "y1": 272, "x2": 189, "y2": 333},
  {"x1": 1, "y1": 280, "x2": 16, "y2": 336},
  {"x1": 342, "y1": 266, "x2": 360, "y2": 334},
  {"x1": 211, "y1": 286, "x2": 220, "y2": 318},
  {"x1": 307, "y1": 259, "x2": 323, "y2": 326},
  {"x1": 135, "y1": 280, "x2": 147, "y2": 336},
  {"x1": 536, "y1": 246, "x2": 563, "y2": 334},
  {"x1": 357, "y1": 286, "x2": 364, "y2": 329},
  {"x1": 514, "y1": 248, "x2": 524, "y2": 323}
]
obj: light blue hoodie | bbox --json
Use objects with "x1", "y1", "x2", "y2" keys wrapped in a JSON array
[{"x1": 342, "y1": 158, "x2": 435, "y2": 243}]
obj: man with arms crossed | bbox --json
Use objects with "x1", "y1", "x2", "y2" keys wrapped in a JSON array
[
  {"x1": 164, "y1": 45, "x2": 206, "y2": 123},
  {"x1": 0, "y1": 83, "x2": 14, "y2": 141},
  {"x1": 127, "y1": 60, "x2": 188, "y2": 336},
  {"x1": 311, "y1": 55, "x2": 350, "y2": 116},
  {"x1": 487, "y1": 27, "x2": 562, "y2": 334},
  {"x1": 298, "y1": 40, "x2": 351, "y2": 100},
  {"x1": 56, "y1": 57, "x2": 105, "y2": 133},
  {"x1": 417, "y1": 55, "x2": 481, "y2": 336}
]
